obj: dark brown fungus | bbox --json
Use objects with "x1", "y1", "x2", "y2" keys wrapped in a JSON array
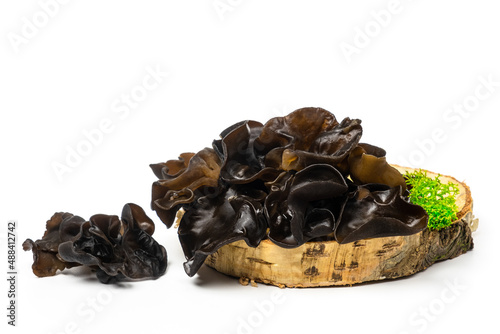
[
  {"x1": 151, "y1": 147, "x2": 222, "y2": 227},
  {"x1": 218, "y1": 120, "x2": 279, "y2": 184},
  {"x1": 280, "y1": 117, "x2": 363, "y2": 172},
  {"x1": 357, "y1": 142, "x2": 386, "y2": 157},
  {"x1": 335, "y1": 184, "x2": 428, "y2": 244},
  {"x1": 24, "y1": 204, "x2": 167, "y2": 283},
  {"x1": 254, "y1": 107, "x2": 339, "y2": 168},
  {"x1": 348, "y1": 145, "x2": 407, "y2": 190},
  {"x1": 153, "y1": 148, "x2": 221, "y2": 191},
  {"x1": 265, "y1": 164, "x2": 348, "y2": 247},
  {"x1": 178, "y1": 185, "x2": 267, "y2": 276},
  {"x1": 126, "y1": 201, "x2": 156, "y2": 235},
  {"x1": 150, "y1": 107, "x2": 427, "y2": 277},
  {"x1": 151, "y1": 186, "x2": 195, "y2": 228},
  {"x1": 58, "y1": 203, "x2": 167, "y2": 283},
  {"x1": 312, "y1": 117, "x2": 363, "y2": 156},
  {"x1": 150, "y1": 152, "x2": 195, "y2": 180},
  {"x1": 23, "y1": 212, "x2": 85, "y2": 277}
]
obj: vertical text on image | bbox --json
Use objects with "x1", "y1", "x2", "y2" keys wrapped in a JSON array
[{"x1": 6, "y1": 220, "x2": 18, "y2": 326}]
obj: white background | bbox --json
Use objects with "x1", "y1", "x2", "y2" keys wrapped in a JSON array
[{"x1": 1, "y1": 1, "x2": 498, "y2": 333}]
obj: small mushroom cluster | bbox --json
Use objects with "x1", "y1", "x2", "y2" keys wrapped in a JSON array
[
  {"x1": 150, "y1": 107, "x2": 428, "y2": 276},
  {"x1": 23, "y1": 203, "x2": 167, "y2": 283}
]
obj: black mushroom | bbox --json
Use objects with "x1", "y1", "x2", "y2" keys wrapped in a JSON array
[
  {"x1": 23, "y1": 203, "x2": 167, "y2": 283},
  {"x1": 178, "y1": 184, "x2": 268, "y2": 276},
  {"x1": 216, "y1": 120, "x2": 280, "y2": 184},
  {"x1": 264, "y1": 164, "x2": 348, "y2": 248},
  {"x1": 151, "y1": 148, "x2": 222, "y2": 228},
  {"x1": 150, "y1": 107, "x2": 429, "y2": 276},
  {"x1": 334, "y1": 184, "x2": 428, "y2": 244},
  {"x1": 348, "y1": 145, "x2": 407, "y2": 190},
  {"x1": 23, "y1": 212, "x2": 85, "y2": 277}
]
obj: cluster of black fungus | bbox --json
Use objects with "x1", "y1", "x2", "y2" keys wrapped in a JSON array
[
  {"x1": 151, "y1": 107, "x2": 428, "y2": 277},
  {"x1": 23, "y1": 203, "x2": 167, "y2": 283}
]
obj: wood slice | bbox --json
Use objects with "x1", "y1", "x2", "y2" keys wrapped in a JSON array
[{"x1": 204, "y1": 166, "x2": 477, "y2": 288}]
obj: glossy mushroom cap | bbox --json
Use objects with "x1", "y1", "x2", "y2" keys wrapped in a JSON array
[
  {"x1": 24, "y1": 204, "x2": 167, "y2": 283},
  {"x1": 150, "y1": 107, "x2": 428, "y2": 277}
]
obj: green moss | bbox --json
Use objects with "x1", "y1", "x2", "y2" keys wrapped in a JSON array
[{"x1": 405, "y1": 169, "x2": 460, "y2": 230}]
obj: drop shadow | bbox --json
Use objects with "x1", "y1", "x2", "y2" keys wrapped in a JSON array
[
  {"x1": 58, "y1": 266, "x2": 135, "y2": 288},
  {"x1": 60, "y1": 265, "x2": 96, "y2": 280},
  {"x1": 193, "y1": 264, "x2": 241, "y2": 288}
]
